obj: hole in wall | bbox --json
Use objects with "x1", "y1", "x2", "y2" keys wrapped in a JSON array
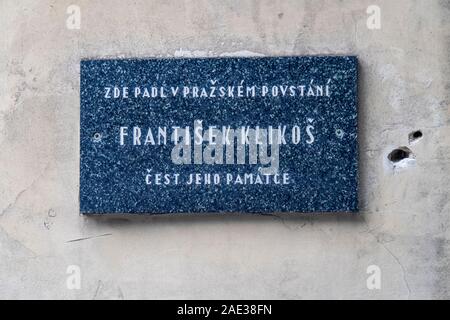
[
  {"x1": 408, "y1": 130, "x2": 423, "y2": 143},
  {"x1": 387, "y1": 146, "x2": 413, "y2": 163}
]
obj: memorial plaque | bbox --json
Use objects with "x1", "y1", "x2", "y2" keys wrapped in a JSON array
[{"x1": 80, "y1": 56, "x2": 358, "y2": 214}]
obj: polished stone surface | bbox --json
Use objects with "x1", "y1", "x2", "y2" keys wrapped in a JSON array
[{"x1": 80, "y1": 56, "x2": 358, "y2": 214}]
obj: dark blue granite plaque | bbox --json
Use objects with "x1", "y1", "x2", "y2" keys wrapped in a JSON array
[{"x1": 80, "y1": 56, "x2": 358, "y2": 214}]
